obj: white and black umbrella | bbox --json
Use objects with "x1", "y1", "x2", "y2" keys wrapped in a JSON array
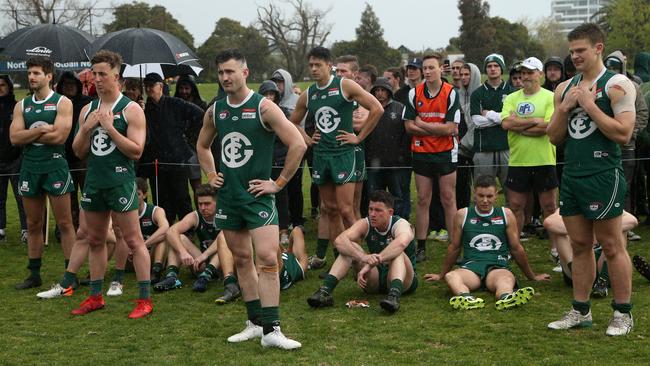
[
  {"x1": 87, "y1": 27, "x2": 202, "y2": 77},
  {"x1": 0, "y1": 23, "x2": 94, "y2": 70}
]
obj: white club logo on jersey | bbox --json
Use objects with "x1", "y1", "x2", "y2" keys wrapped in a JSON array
[
  {"x1": 315, "y1": 106, "x2": 341, "y2": 134},
  {"x1": 468, "y1": 234, "x2": 502, "y2": 251},
  {"x1": 92, "y1": 127, "x2": 116, "y2": 156},
  {"x1": 568, "y1": 109, "x2": 597, "y2": 139},
  {"x1": 29, "y1": 121, "x2": 49, "y2": 146},
  {"x1": 222, "y1": 132, "x2": 253, "y2": 168}
]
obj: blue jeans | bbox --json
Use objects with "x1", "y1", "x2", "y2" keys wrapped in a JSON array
[{"x1": 366, "y1": 167, "x2": 411, "y2": 220}]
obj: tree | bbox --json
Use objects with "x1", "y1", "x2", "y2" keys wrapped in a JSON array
[
  {"x1": 530, "y1": 16, "x2": 568, "y2": 59},
  {"x1": 491, "y1": 16, "x2": 545, "y2": 65},
  {"x1": 104, "y1": 1, "x2": 194, "y2": 50},
  {"x1": 457, "y1": 0, "x2": 495, "y2": 65},
  {"x1": 257, "y1": 0, "x2": 332, "y2": 81},
  {"x1": 1, "y1": 0, "x2": 102, "y2": 34},
  {"x1": 595, "y1": 0, "x2": 650, "y2": 64},
  {"x1": 196, "y1": 18, "x2": 270, "y2": 82}
]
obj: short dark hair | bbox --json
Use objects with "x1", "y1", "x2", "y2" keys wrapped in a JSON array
[
  {"x1": 422, "y1": 53, "x2": 443, "y2": 65},
  {"x1": 308, "y1": 46, "x2": 332, "y2": 62},
  {"x1": 567, "y1": 23, "x2": 605, "y2": 45},
  {"x1": 359, "y1": 64, "x2": 378, "y2": 84},
  {"x1": 368, "y1": 190, "x2": 395, "y2": 209},
  {"x1": 91, "y1": 50, "x2": 123, "y2": 70},
  {"x1": 136, "y1": 177, "x2": 148, "y2": 194},
  {"x1": 215, "y1": 49, "x2": 246, "y2": 66},
  {"x1": 335, "y1": 55, "x2": 359, "y2": 71},
  {"x1": 195, "y1": 184, "x2": 216, "y2": 199},
  {"x1": 385, "y1": 67, "x2": 403, "y2": 81},
  {"x1": 474, "y1": 175, "x2": 497, "y2": 189},
  {"x1": 26, "y1": 56, "x2": 54, "y2": 75}
]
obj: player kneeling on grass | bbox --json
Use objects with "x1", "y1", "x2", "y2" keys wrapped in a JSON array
[
  {"x1": 308, "y1": 190, "x2": 417, "y2": 314},
  {"x1": 424, "y1": 175, "x2": 550, "y2": 310},
  {"x1": 275, "y1": 226, "x2": 309, "y2": 291},
  {"x1": 155, "y1": 184, "x2": 240, "y2": 302}
]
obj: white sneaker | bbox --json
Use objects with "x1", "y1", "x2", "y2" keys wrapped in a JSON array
[
  {"x1": 552, "y1": 264, "x2": 563, "y2": 273},
  {"x1": 548, "y1": 309, "x2": 593, "y2": 330},
  {"x1": 427, "y1": 230, "x2": 438, "y2": 240},
  {"x1": 37, "y1": 283, "x2": 73, "y2": 299},
  {"x1": 227, "y1": 320, "x2": 263, "y2": 343},
  {"x1": 106, "y1": 281, "x2": 123, "y2": 296},
  {"x1": 606, "y1": 310, "x2": 633, "y2": 336},
  {"x1": 261, "y1": 326, "x2": 302, "y2": 350},
  {"x1": 435, "y1": 229, "x2": 449, "y2": 242}
]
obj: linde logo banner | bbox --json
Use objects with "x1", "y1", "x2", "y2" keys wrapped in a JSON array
[
  {"x1": 26, "y1": 46, "x2": 53, "y2": 56},
  {"x1": 0, "y1": 60, "x2": 92, "y2": 71}
]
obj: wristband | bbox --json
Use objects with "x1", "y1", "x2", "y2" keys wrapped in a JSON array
[
  {"x1": 275, "y1": 175, "x2": 288, "y2": 189},
  {"x1": 207, "y1": 171, "x2": 218, "y2": 180}
]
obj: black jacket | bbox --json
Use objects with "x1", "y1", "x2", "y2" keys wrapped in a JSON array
[
  {"x1": 0, "y1": 75, "x2": 20, "y2": 163},
  {"x1": 143, "y1": 95, "x2": 204, "y2": 170},
  {"x1": 56, "y1": 71, "x2": 92, "y2": 164},
  {"x1": 364, "y1": 100, "x2": 411, "y2": 168}
]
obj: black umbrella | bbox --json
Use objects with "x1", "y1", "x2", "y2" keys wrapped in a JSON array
[
  {"x1": 0, "y1": 23, "x2": 94, "y2": 68},
  {"x1": 87, "y1": 27, "x2": 202, "y2": 77}
]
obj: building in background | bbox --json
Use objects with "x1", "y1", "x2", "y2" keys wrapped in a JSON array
[{"x1": 551, "y1": 0, "x2": 610, "y2": 34}]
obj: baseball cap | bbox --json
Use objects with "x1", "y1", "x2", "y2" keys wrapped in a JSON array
[
  {"x1": 520, "y1": 57, "x2": 544, "y2": 72},
  {"x1": 270, "y1": 70, "x2": 284, "y2": 82},
  {"x1": 407, "y1": 58, "x2": 423, "y2": 70},
  {"x1": 143, "y1": 72, "x2": 164, "y2": 85}
]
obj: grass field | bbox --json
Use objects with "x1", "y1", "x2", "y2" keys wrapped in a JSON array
[
  {"x1": 2, "y1": 167, "x2": 650, "y2": 366},
  {"x1": 4, "y1": 84, "x2": 650, "y2": 364}
]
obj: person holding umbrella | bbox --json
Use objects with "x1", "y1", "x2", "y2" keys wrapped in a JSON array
[{"x1": 9, "y1": 56, "x2": 76, "y2": 290}]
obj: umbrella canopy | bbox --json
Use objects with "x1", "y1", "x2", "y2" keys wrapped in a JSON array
[
  {"x1": 0, "y1": 23, "x2": 94, "y2": 69},
  {"x1": 87, "y1": 27, "x2": 202, "y2": 77},
  {"x1": 121, "y1": 60, "x2": 203, "y2": 79}
]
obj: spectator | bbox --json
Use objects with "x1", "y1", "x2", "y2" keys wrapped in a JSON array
[
  {"x1": 394, "y1": 58, "x2": 423, "y2": 107},
  {"x1": 542, "y1": 57, "x2": 565, "y2": 92},
  {"x1": 605, "y1": 51, "x2": 649, "y2": 241},
  {"x1": 470, "y1": 53, "x2": 514, "y2": 192},
  {"x1": 122, "y1": 78, "x2": 144, "y2": 109},
  {"x1": 365, "y1": 77, "x2": 411, "y2": 219},
  {"x1": 457, "y1": 63, "x2": 482, "y2": 209},
  {"x1": 383, "y1": 67, "x2": 404, "y2": 93},
  {"x1": 142, "y1": 72, "x2": 204, "y2": 224},
  {"x1": 0, "y1": 74, "x2": 27, "y2": 242},
  {"x1": 271, "y1": 69, "x2": 300, "y2": 114},
  {"x1": 563, "y1": 55, "x2": 576, "y2": 80},
  {"x1": 508, "y1": 62, "x2": 523, "y2": 90},
  {"x1": 450, "y1": 59, "x2": 465, "y2": 88}
]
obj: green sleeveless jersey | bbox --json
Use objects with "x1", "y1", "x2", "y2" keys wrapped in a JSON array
[
  {"x1": 194, "y1": 211, "x2": 220, "y2": 252},
  {"x1": 213, "y1": 90, "x2": 275, "y2": 204},
  {"x1": 21, "y1": 91, "x2": 67, "y2": 173},
  {"x1": 365, "y1": 215, "x2": 417, "y2": 271},
  {"x1": 562, "y1": 69, "x2": 621, "y2": 177},
  {"x1": 461, "y1": 206, "x2": 510, "y2": 263},
  {"x1": 307, "y1": 76, "x2": 355, "y2": 155},
  {"x1": 139, "y1": 202, "x2": 159, "y2": 239},
  {"x1": 84, "y1": 94, "x2": 135, "y2": 188}
]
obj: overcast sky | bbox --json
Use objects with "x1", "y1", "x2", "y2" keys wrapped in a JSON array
[{"x1": 108, "y1": 0, "x2": 552, "y2": 50}]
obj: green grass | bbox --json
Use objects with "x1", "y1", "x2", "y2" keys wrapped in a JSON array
[{"x1": 2, "y1": 168, "x2": 650, "y2": 365}]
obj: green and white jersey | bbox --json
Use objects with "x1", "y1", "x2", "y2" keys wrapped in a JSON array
[
  {"x1": 461, "y1": 206, "x2": 510, "y2": 264},
  {"x1": 83, "y1": 94, "x2": 135, "y2": 189},
  {"x1": 194, "y1": 211, "x2": 220, "y2": 252},
  {"x1": 307, "y1": 76, "x2": 355, "y2": 155},
  {"x1": 139, "y1": 202, "x2": 159, "y2": 239},
  {"x1": 213, "y1": 90, "x2": 275, "y2": 204},
  {"x1": 561, "y1": 69, "x2": 622, "y2": 177},
  {"x1": 21, "y1": 91, "x2": 67, "y2": 173},
  {"x1": 364, "y1": 215, "x2": 416, "y2": 271}
]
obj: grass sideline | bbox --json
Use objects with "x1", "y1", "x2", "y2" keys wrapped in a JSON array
[{"x1": 1, "y1": 168, "x2": 650, "y2": 365}]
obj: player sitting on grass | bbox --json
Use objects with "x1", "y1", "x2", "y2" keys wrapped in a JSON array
[
  {"x1": 307, "y1": 190, "x2": 417, "y2": 314},
  {"x1": 154, "y1": 184, "x2": 240, "y2": 302},
  {"x1": 276, "y1": 225, "x2": 309, "y2": 291},
  {"x1": 424, "y1": 175, "x2": 550, "y2": 310}
]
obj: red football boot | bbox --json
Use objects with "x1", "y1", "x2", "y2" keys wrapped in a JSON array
[
  {"x1": 71, "y1": 295, "x2": 105, "y2": 315},
  {"x1": 128, "y1": 299, "x2": 153, "y2": 319}
]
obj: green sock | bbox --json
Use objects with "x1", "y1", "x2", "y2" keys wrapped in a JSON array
[
  {"x1": 389, "y1": 279, "x2": 403, "y2": 295},
  {"x1": 152, "y1": 262, "x2": 163, "y2": 273},
  {"x1": 199, "y1": 264, "x2": 217, "y2": 280},
  {"x1": 323, "y1": 274, "x2": 339, "y2": 293},
  {"x1": 315, "y1": 238, "x2": 329, "y2": 259},
  {"x1": 89, "y1": 279, "x2": 103, "y2": 296},
  {"x1": 611, "y1": 300, "x2": 633, "y2": 314},
  {"x1": 166, "y1": 265, "x2": 179, "y2": 278},
  {"x1": 261, "y1": 306, "x2": 280, "y2": 335},
  {"x1": 245, "y1": 299, "x2": 262, "y2": 325},
  {"x1": 138, "y1": 280, "x2": 151, "y2": 299},
  {"x1": 64, "y1": 259, "x2": 70, "y2": 269},
  {"x1": 223, "y1": 274, "x2": 237, "y2": 287},
  {"x1": 333, "y1": 247, "x2": 339, "y2": 258},
  {"x1": 572, "y1": 300, "x2": 591, "y2": 315},
  {"x1": 112, "y1": 269, "x2": 125, "y2": 283},
  {"x1": 60, "y1": 271, "x2": 77, "y2": 288},
  {"x1": 28, "y1": 258, "x2": 42, "y2": 279}
]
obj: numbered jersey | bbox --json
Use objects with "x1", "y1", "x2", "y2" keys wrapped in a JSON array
[
  {"x1": 139, "y1": 202, "x2": 159, "y2": 239},
  {"x1": 461, "y1": 206, "x2": 510, "y2": 263},
  {"x1": 365, "y1": 215, "x2": 417, "y2": 271},
  {"x1": 561, "y1": 69, "x2": 621, "y2": 177},
  {"x1": 213, "y1": 90, "x2": 275, "y2": 204},
  {"x1": 21, "y1": 91, "x2": 67, "y2": 173},
  {"x1": 307, "y1": 76, "x2": 355, "y2": 155},
  {"x1": 83, "y1": 94, "x2": 135, "y2": 189},
  {"x1": 194, "y1": 211, "x2": 220, "y2": 252}
]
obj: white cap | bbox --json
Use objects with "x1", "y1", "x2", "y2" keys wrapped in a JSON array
[{"x1": 520, "y1": 57, "x2": 543, "y2": 72}]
